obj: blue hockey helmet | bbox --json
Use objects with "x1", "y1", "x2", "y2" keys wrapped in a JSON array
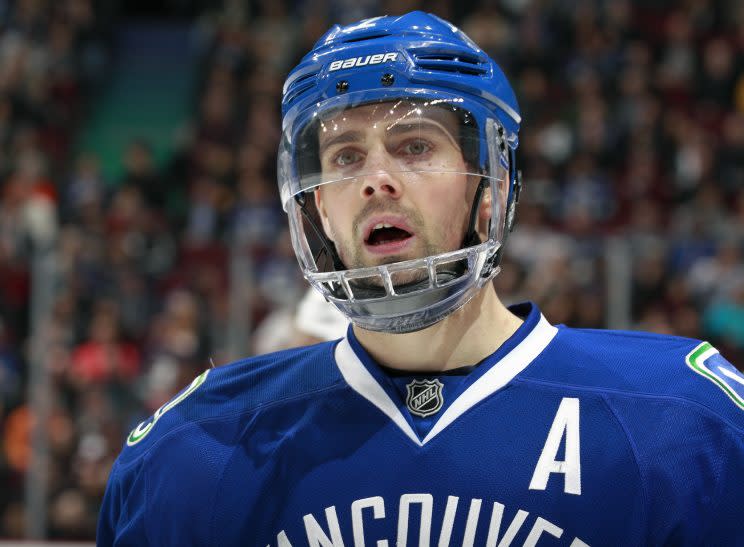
[{"x1": 278, "y1": 11, "x2": 522, "y2": 333}]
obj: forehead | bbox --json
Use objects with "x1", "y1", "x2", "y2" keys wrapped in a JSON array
[{"x1": 317, "y1": 101, "x2": 461, "y2": 141}]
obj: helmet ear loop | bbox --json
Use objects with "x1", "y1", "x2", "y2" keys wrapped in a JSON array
[
  {"x1": 506, "y1": 168, "x2": 523, "y2": 234},
  {"x1": 468, "y1": 176, "x2": 500, "y2": 279},
  {"x1": 492, "y1": 167, "x2": 522, "y2": 273},
  {"x1": 294, "y1": 192, "x2": 346, "y2": 272},
  {"x1": 463, "y1": 177, "x2": 489, "y2": 248}
]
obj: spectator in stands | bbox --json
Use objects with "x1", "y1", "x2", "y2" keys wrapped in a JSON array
[{"x1": 70, "y1": 304, "x2": 140, "y2": 385}]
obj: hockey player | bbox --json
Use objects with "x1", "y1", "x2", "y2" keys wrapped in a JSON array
[{"x1": 98, "y1": 12, "x2": 744, "y2": 546}]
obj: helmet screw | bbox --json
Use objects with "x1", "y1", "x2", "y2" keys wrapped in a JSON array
[
  {"x1": 336, "y1": 80, "x2": 349, "y2": 93},
  {"x1": 381, "y1": 73, "x2": 395, "y2": 86}
]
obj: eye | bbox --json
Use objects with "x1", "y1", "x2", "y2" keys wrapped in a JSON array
[
  {"x1": 333, "y1": 148, "x2": 364, "y2": 167},
  {"x1": 400, "y1": 139, "x2": 432, "y2": 157}
]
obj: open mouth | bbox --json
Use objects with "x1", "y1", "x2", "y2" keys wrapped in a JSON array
[
  {"x1": 361, "y1": 216, "x2": 417, "y2": 256},
  {"x1": 365, "y1": 223, "x2": 413, "y2": 246}
]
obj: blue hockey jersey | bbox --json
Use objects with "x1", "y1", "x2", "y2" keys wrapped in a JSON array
[{"x1": 98, "y1": 303, "x2": 744, "y2": 546}]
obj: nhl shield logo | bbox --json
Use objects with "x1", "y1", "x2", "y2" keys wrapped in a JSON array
[{"x1": 406, "y1": 379, "x2": 444, "y2": 417}]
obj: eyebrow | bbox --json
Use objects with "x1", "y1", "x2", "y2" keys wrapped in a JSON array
[
  {"x1": 387, "y1": 120, "x2": 460, "y2": 148},
  {"x1": 386, "y1": 121, "x2": 451, "y2": 139},
  {"x1": 317, "y1": 118, "x2": 460, "y2": 156},
  {"x1": 318, "y1": 130, "x2": 365, "y2": 155}
]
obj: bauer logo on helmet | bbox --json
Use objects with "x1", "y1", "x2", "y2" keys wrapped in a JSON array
[{"x1": 328, "y1": 52, "x2": 398, "y2": 72}]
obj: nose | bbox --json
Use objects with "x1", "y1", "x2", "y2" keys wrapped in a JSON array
[
  {"x1": 361, "y1": 173, "x2": 402, "y2": 198},
  {"x1": 359, "y1": 147, "x2": 403, "y2": 199}
]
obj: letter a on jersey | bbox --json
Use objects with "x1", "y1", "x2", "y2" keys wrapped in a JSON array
[{"x1": 529, "y1": 397, "x2": 581, "y2": 495}]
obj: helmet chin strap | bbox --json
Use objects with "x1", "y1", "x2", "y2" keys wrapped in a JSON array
[
  {"x1": 463, "y1": 177, "x2": 488, "y2": 248},
  {"x1": 295, "y1": 192, "x2": 346, "y2": 272}
]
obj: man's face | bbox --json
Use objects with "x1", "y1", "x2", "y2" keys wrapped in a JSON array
[{"x1": 314, "y1": 102, "x2": 486, "y2": 283}]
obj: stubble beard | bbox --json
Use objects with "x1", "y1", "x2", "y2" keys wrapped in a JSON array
[{"x1": 333, "y1": 203, "x2": 459, "y2": 290}]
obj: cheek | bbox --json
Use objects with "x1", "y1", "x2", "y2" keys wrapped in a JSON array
[
  {"x1": 315, "y1": 190, "x2": 333, "y2": 239},
  {"x1": 421, "y1": 175, "x2": 472, "y2": 238},
  {"x1": 424, "y1": 173, "x2": 470, "y2": 204},
  {"x1": 318, "y1": 185, "x2": 356, "y2": 240}
]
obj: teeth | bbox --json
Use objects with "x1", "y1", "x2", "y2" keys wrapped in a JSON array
[{"x1": 373, "y1": 223, "x2": 394, "y2": 230}]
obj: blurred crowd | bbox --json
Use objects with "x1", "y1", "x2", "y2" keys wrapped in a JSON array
[{"x1": 0, "y1": 0, "x2": 743, "y2": 540}]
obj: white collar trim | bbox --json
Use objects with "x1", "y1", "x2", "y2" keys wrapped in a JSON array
[
  {"x1": 335, "y1": 337, "x2": 422, "y2": 445},
  {"x1": 334, "y1": 314, "x2": 558, "y2": 446}
]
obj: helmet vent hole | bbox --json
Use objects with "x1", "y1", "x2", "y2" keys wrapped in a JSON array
[
  {"x1": 342, "y1": 32, "x2": 391, "y2": 43},
  {"x1": 412, "y1": 51, "x2": 488, "y2": 75},
  {"x1": 283, "y1": 70, "x2": 320, "y2": 105},
  {"x1": 293, "y1": 71, "x2": 319, "y2": 85}
]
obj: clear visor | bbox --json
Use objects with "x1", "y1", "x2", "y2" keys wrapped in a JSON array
[
  {"x1": 280, "y1": 96, "x2": 487, "y2": 201},
  {"x1": 279, "y1": 94, "x2": 510, "y2": 302}
]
